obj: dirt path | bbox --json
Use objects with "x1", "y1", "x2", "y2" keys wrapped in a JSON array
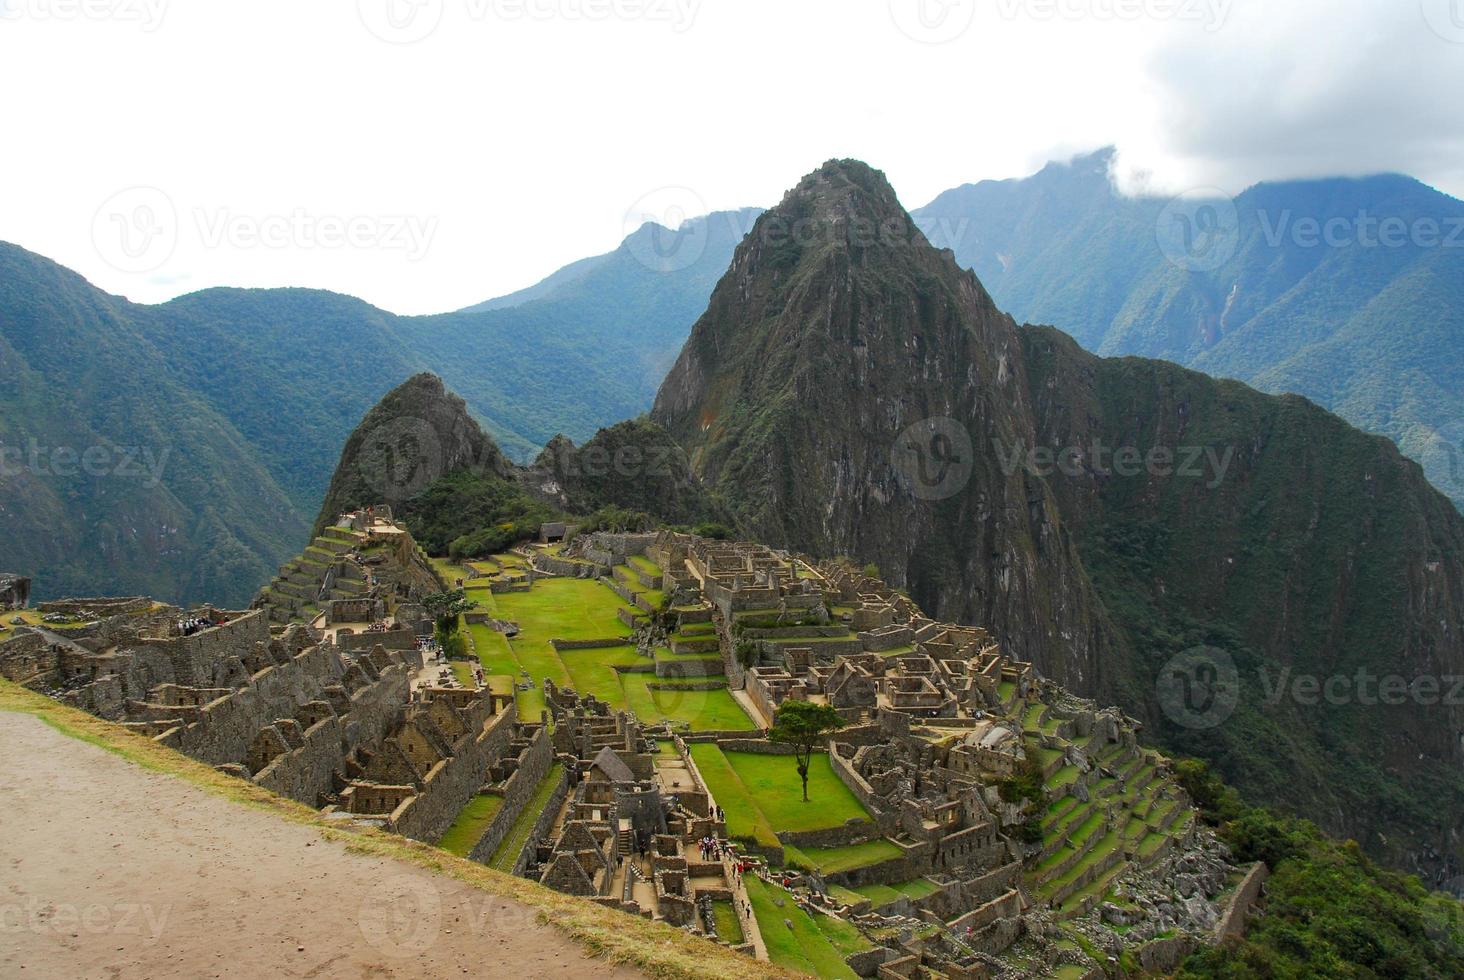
[{"x1": 0, "y1": 711, "x2": 644, "y2": 980}]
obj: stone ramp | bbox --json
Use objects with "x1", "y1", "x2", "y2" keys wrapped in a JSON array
[{"x1": 0, "y1": 710, "x2": 643, "y2": 980}]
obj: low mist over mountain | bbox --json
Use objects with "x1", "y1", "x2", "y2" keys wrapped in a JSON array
[
  {"x1": 913, "y1": 148, "x2": 1464, "y2": 512},
  {"x1": 654, "y1": 159, "x2": 1464, "y2": 883}
]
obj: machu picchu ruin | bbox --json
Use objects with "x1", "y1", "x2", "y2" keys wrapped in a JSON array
[{"x1": 3, "y1": 518, "x2": 1263, "y2": 978}]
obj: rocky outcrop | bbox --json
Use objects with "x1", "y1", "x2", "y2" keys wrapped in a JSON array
[{"x1": 311, "y1": 373, "x2": 513, "y2": 536}]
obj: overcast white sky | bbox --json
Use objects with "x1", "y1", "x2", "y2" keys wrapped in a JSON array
[{"x1": 2, "y1": 0, "x2": 1461, "y2": 315}]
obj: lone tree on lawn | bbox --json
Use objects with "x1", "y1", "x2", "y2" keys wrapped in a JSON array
[
  {"x1": 422, "y1": 590, "x2": 478, "y2": 653},
  {"x1": 768, "y1": 700, "x2": 846, "y2": 803}
]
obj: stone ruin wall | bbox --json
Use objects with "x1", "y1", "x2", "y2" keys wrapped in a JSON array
[
  {"x1": 163, "y1": 638, "x2": 346, "y2": 766},
  {"x1": 465, "y1": 720, "x2": 555, "y2": 864},
  {"x1": 249, "y1": 656, "x2": 414, "y2": 804},
  {"x1": 334, "y1": 627, "x2": 417, "y2": 654},
  {"x1": 511, "y1": 771, "x2": 571, "y2": 877},
  {"x1": 396, "y1": 700, "x2": 519, "y2": 843},
  {"x1": 123, "y1": 608, "x2": 272, "y2": 691}
]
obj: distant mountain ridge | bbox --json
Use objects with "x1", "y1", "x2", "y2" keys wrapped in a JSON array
[
  {"x1": 0, "y1": 208, "x2": 758, "y2": 605},
  {"x1": 913, "y1": 147, "x2": 1464, "y2": 512},
  {"x1": 7, "y1": 145, "x2": 1463, "y2": 618}
]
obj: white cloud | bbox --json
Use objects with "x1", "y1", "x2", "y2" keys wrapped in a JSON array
[{"x1": 0, "y1": 0, "x2": 1454, "y2": 315}]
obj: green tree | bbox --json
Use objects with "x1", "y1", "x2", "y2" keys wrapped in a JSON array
[
  {"x1": 422, "y1": 589, "x2": 478, "y2": 646},
  {"x1": 767, "y1": 700, "x2": 846, "y2": 803}
]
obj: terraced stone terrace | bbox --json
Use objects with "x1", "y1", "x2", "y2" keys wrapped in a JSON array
[
  {"x1": 746, "y1": 875, "x2": 873, "y2": 977},
  {"x1": 489, "y1": 762, "x2": 566, "y2": 872}
]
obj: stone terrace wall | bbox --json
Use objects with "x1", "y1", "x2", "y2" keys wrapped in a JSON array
[
  {"x1": 253, "y1": 665, "x2": 410, "y2": 804},
  {"x1": 0, "y1": 631, "x2": 56, "y2": 688},
  {"x1": 589, "y1": 533, "x2": 659, "y2": 559},
  {"x1": 825, "y1": 840, "x2": 932, "y2": 888},
  {"x1": 128, "y1": 609, "x2": 271, "y2": 689},
  {"x1": 1215, "y1": 861, "x2": 1269, "y2": 941},
  {"x1": 397, "y1": 703, "x2": 519, "y2": 843},
  {"x1": 165, "y1": 642, "x2": 346, "y2": 766},
  {"x1": 828, "y1": 743, "x2": 897, "y2": 835},
  {"x1": 534, "y1": 555, "x2": 601, "y2": 579},
  {"x1": 467, "y1": 721, "x2": 554, "y2": 864},
  {"x1": 336, "y1": 628, "x2": 416, "y2": 653},
  {"x1": 515, "y1": 770, "x2": 571, "y2": 876}
]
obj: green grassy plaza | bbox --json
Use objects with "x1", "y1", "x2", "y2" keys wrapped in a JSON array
[
  {"x1": 687, "y1": 745, "x2": 879, "y2": 855},
  {"x1": 453, "y1": 567, "x2": 752, "y2": 730},
  {"x1": 786, "y1": 839, "x2": 903, "y2": 875},
  {"x1": 843, "y1": 877, "x2": 938, "y2": 908},
  {"x1": 710, "y1": 899, "x2": 744, "y2": 944}
]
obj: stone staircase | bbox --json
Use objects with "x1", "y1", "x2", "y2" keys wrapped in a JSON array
[{"x1": 256, "y1": 526, "x2": 373, "y2": 624}]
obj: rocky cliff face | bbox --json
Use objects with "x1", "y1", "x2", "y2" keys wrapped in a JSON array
[
  {"x1": 522, "y1": 419, "x2": 729, "y2": 528},
  {"x1": 653, "y1": 159, "x2": 1464, "y2": 882},
  {"x1": 1022, "y1": 326, "x2": 1464, "y2": 880},
  {"x1": 653, "y1": 160, "x2": 1128, "y2": 696},
  {"x1": 315, "y1": 376, "x2": 725, "y2": 552}
]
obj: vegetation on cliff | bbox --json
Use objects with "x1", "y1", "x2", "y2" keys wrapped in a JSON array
[{"x1": 1176, "y1": 760, "x2": 1464, "y2": 979}]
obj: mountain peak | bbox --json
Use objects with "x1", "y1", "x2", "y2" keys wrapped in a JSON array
[
  {"x1": 776, "y1": 158, "x2": 910, "y2": 227},
  {"x1": 310, "y1": 372, "x2": 510, "y2": 535}
]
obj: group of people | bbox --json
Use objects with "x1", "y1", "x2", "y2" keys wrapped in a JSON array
[
  {"x1": 364, "y1": 620, "x2": 390, "y2": 634},
  {"x1": 697, "y1": 836, "x2": 727, "y2": 862},
  {"x1": 177, "y1": 614, "x2": 224, "y2": 636}
]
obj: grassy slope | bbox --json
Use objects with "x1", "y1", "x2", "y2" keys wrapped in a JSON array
[
  {"x1": 438, "y1": 794, "x2": 503, "y2": 856},
  {"x1": 746, "y1": 876, "x2": 867, "y2": 978},
  {"x1": 0, "y1": 679, "x2": 793, "y2": 980},
  {"x1": 490, "y1": 763, "x2": 566, "y2": 872}
]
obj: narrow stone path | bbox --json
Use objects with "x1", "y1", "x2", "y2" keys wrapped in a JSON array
[{"x1": 0, "y1": 711, "x2": 644, "y2": 980}]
